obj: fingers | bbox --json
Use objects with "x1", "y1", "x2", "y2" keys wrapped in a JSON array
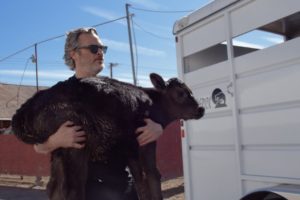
[
  {"x1": 63, "y1": 120, "x2": 75, "y2": 127},
  {"x1": 72, "y1": 143, "x2": 85, "y2": 149},
  {"x1": 61, "y1": 121, "x2": 83, "y2": 133},
  {"x1": 135, "y1": 126, "x2": 145, "y2": 134},
  {"x1": 55, "y1": 121, "x2": 86, "y2": 149},
  {"x1": 137, "y1": 131, "x2": 153, "y2": 146},
  {"x1": 143, "y1": 118, "x2": 152, "y2": 123},
  {"x1": 134, "y1": 118, "x2": 151, "y2": 134},
  {"x1": 74, "y1": 131, "x2": 86, "y2": 142},
  {"x1": 74, "y1": 130, "x2": 86, "y2": 137},
  {"x1": 135, "y1": 118, "x2": 163, "y2": 146},
  {"x1": 73, "y1": 125, "x2": 83, "y2": 132},
  {"x1": 63, "y1": 121, "x2": 82, "y2": 131}
]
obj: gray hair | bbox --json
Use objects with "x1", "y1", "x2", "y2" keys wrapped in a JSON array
[{"x1": 63, "y1": 27, "x2": 98, "y2": 70}]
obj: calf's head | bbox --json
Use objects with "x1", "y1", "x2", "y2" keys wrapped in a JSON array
[{"x1": 150, "y1": 73, "x2": 205, "y2": 121}]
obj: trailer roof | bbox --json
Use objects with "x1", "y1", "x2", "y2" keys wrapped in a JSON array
[{"x1": 173, "y1": 0, "x2": 238, "y2": 34}]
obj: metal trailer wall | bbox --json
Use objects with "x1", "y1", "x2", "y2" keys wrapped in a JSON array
[{"x1": 174, "y1": 0, "x2": 300, "y2": 199}]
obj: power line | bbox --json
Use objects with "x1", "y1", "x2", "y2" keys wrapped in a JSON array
[
  {"x1": 0, "y1": 16, "x2": 127, "y2": 64},
  {"x1": 130, "y1": 6, "x2": 194, "y2": 13},
  {"x1": 92, "y1": 16, "x2": 127, "y2": 28},
  {"x1": 0, "y1": 45, "x2": 34, "y2": 63},
  {"x1": 132, "y1": 19, "x2": 172, "y2": 40},
  {"x1": 5, "y1": 57, "x2": 31, "y2": 107},
  {"x1": 17, "y1": 57, "x2": 32, "y2": 105},
  {"x1": 107, "y1": 62, "x2": 177, "y2": 72},
  {"x1": 32, "y1": 16, "x2": 128, "y2": 46}
]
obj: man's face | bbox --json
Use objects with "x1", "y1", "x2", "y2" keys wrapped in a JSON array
[{"x1": 72, "y1": 32, "x2": 105, "y2": 76}]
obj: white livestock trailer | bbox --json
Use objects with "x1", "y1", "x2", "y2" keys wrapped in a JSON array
[{"x1": 173, "y1": 0, "x2": 300, "y2": 199}]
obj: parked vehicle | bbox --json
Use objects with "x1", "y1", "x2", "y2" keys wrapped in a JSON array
[{"x1": 173, "y1": 0, "x2": 300, "y2": 199}]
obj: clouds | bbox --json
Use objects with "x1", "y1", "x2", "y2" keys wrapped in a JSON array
[
  {"x1": 0, "y1": 69, "x2": 151, "y2": 87},
  {"x1": 102, "y1": 38, "x2": 166, "y2": 57},
  {"x1": 81, "y1": 6, "x2": 127, "y2": 26},
  {"x1": 0, "y1": 69, "x2": 74, "y2": 86},
  {"x1": 231, "y1": 40, "x2": 265, "y2": 49},
  {"x1": 81, "y1": 5, "x2": 167, "y2": 58},
  {"x1": 263, "y1": 36, "x2": 284, "y2": 44},
  {"x1": 231, "y1": 35, "x2": 284, "y2": 50},
  {"x1": 0, "y1": 69, "x2": 73, "y2": 80},
  {"x1": 128, "y1": 0, "x2": 162, "y2": 9}
]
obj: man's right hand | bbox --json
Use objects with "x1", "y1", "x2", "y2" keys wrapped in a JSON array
[{"x1": 34, "y1": 121, "x2": 86, "y2": 154}]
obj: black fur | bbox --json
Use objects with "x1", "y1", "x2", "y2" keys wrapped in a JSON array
[{"x1": 12, "y1": 73, "x2": 204, "y2": 200}]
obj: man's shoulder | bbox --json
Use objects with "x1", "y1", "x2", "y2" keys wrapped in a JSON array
[{"x1": 52, "y1": 76, "x2": 79, "y2": 88}]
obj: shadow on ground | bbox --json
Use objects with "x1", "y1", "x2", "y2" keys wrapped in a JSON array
[
  {"x1": 162, "y1": 184, "x2": 184, "y2": 199},
  {"x1": 0, "y1": 176, "x2": 184, "y2": 200},
  {"x1": 0, "y1": 186, "x2": 47, "y2": 200}
]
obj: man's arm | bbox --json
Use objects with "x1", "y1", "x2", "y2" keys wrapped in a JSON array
[
  {"x1": 35, "y1": 118, "x2": 161, "y2": 153},
  {"x1": 34, "y1": 121, "x2": 86, "y2": 154},
  {"x1": 135, "y1": 118, "x2": 163, "y2": 146}
]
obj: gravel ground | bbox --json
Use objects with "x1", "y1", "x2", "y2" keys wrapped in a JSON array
[{"x1": 162, "y1": 176, "x2": 184, "y2": 200}]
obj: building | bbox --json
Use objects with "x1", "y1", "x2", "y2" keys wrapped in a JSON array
[{"x1": 0, "y1": 83, "x2": 47, "y2": 133}]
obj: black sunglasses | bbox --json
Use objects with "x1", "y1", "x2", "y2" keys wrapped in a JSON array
[{"x1": 76, "y1": 44, "x2": 108, "y2": 54}]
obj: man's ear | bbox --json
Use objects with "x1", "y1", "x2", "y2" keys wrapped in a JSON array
[
  {"x1": 150, "y1": 73, "x2": 166, "y2": 90},
  {"x1": 69, "y1": 50, "x2": 76, "y2": 60}
]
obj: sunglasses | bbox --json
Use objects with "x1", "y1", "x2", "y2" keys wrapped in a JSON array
[{"x1": 76, "y1": 44, "x2": 108, "y2": 54}]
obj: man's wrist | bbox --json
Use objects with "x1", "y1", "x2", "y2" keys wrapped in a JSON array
[
  {"x1": 47, "y1": 135, "x2": 59, "y2": 152},
  {"x1": 34, "y1": 137, "x2": 56, "y2": 154}
]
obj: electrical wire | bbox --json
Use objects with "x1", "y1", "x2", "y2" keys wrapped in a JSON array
[
  {"x1": 0, "y1": 10, "x2": 177, "y2": 86},
  {"x1": 92, "y1": 16, "x2": 127, "y2": 28},
  {"x1": 16, "y1": 57, "x2": 32, "y2": 106},
  {"x1": 0, "y1": 45, "x2": 34, "y2": 63},
  {"x1": 130, "y1": 6, "x2": 194, "y2": 13},
  {"x1": 0, "y1": 16, "x2": 127, "y2": 64},
  {"x1": 5, "y1": 57, "x2": 31, "y2": 107},
  {"x1": 132, "y1": 19, "x2": 172, "y2": 40}
]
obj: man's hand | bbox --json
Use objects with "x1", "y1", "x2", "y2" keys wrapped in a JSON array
[
  {"x1": 34, "y1": 121, "x2": 86, "y2": 154},
  {"x1": 135, "y1": 118, "x2": 163, "y2": 146}
]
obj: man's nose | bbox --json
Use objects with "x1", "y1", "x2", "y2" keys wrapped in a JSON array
[{"x1": 96, "y1": 49, "x2": 103, "y2": 55}]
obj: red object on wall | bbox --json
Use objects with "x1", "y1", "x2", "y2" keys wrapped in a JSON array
[
  {"x1": 0, "y1": 135, "x2": 50, "y2": 176},
  {"x1": 156, "y1": 120, "x2": 183, "y2": 179},
  {"x1": 0, "y1": 121, "x2": 183, "y2": 179}
]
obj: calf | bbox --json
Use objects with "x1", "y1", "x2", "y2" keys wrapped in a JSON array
[{"x1": 12, "y1": 73, "x2": 204, "y2": 200}]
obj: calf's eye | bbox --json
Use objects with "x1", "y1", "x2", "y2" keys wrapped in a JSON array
[{"x1": 178, "y1": 91, "x2": 187, "y2": 98}]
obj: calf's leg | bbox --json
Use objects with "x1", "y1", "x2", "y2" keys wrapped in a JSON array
[
  {"x1": 141, "y1": 142, "x2": 162, "y2": 200},
  {"x1": 128, "y1": 157, "x2": 151, "y2": 200},
  {"x1": 48, "y1": 149, "x2": 89, "y2": 200}
]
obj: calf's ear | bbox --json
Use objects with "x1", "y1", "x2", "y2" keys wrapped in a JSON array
[{"x1": 150, "y1": 73, "x2": 166, "y2": 90}]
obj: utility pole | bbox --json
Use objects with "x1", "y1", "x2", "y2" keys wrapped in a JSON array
[
  {"x1": 125, "y1": 3, "x2": 137, "y2": 85},
  {"x1": 34, "y1": 43, "x2": 39, "y2": 91},
  {"x1": 109, "y1": 63, "x2": 118, "y2": 78}
]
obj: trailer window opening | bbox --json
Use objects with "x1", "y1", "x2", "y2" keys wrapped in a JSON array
[
  {"x1": 183, "y1": 41, "x2": 228, "y2": 73},
  {"x1": 182, "y1": 12, "x2": 299, "y2": 74},
  {"x1": 232, "y1": 11, "x2": 300, "y2": 58},
  {"x1": 231, "y1": 30, "x2": 284, "y2": 58}
]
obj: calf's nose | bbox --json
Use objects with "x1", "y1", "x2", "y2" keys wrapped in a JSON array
[{"x1": 195, "y1": 107, "x2": 205, "y2": 119}]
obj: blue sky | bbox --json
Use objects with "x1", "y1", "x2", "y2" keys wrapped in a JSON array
[{"x1": 0, "y1": 0, "x2": 212, "y2": 87}]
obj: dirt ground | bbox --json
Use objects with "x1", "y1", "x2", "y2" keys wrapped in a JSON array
[{"x1": 162, "y1": 176, "x2": 184, "y2": 200}]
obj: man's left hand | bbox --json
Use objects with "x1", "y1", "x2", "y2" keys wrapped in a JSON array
[{"x1": 135, "y1": 118, "x2": 163, "y2": 146}]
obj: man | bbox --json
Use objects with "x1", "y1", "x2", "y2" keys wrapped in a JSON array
[{"x1": 34, "y1": 27, "x2": 163, "y2": 199}]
